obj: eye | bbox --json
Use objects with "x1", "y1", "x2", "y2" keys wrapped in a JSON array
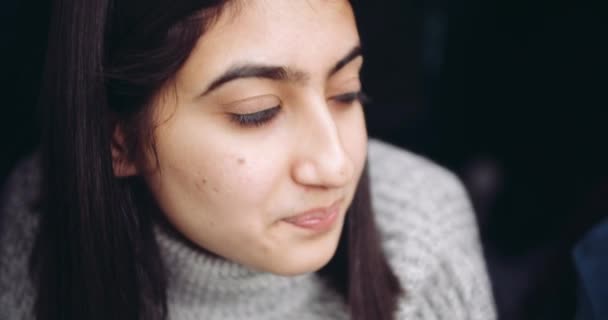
[
  {"x1": 229, "y1": 106, "x2": 281, "y2": 128},
  {"x1": 331, "y1": 91, "x2": 370, "y2": 105}
]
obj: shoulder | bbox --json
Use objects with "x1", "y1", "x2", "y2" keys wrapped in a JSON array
[
  {"x1": 367, "y1": 138, "x2": 475, "y2": 285},
  {"x1": 367, "y1": 138, "x2": 468, "y2": 216},
  {"x1": 367, "y1": 138, "x2": 473, "y2": 253},
  {"x1": 1, "y1": 152, "x2": 42, "y2": 212},
  {"x1": 367, "y1": 139, "x2": 496, "y2": 319},
  {"x1": 0, "y1": 153, "x2": 41, "y2": 319},
  {"x1": 0, "y1": 152, "x2": 41, "y2": 238}
]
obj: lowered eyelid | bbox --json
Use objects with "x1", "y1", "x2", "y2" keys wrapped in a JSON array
[
  {"x1": 222, "y1": 95, "x2": 281, "y2": 112},
  {"x1": 327, "y1": 77, "x2": 361, "y2": 94}
]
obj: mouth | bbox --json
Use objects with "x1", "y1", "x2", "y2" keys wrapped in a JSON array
[{"x1": 282, "y1": 198, "x2": 343, "y2": 232}]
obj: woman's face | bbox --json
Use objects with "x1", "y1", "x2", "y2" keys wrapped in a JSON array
[{"x1": 141, "y1": 0, "x2": 367, "y2": 275}]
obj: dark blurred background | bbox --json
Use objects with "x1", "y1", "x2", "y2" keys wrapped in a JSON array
[{"x1": 2, "y1": 1, "x2": 606, "y2": 319}]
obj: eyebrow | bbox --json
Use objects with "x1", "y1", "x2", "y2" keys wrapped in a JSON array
[{"x1": 200, "y1": 44, "x2": 362, "y2": 96}]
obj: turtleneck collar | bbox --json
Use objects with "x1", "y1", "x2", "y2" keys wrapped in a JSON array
[{"x1": 154, "y1": 224, "x2": 348, "y2": 319}]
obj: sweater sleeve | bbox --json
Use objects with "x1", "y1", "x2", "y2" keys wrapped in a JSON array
[
  {"x1": 0, "y1": 154, "x2": 40, "y2": 319},
  {"x1": 368, "y1": 139, "x2": 496, "y2": 320}
]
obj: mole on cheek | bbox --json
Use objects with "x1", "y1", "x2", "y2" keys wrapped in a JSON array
[
  {"x1": 237, "y1": 157, "x2": 246, "y2": 165},
  {"x1": 195, "y1": 178, "x2": 208, "y2": 191}
]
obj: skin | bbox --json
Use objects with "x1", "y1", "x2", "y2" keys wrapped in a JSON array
[{"x1": 115, "y1": 0, "x2": 367, "y2": 276}]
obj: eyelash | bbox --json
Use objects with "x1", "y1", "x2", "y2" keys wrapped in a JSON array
[
  {"x1": 229, "y1": 106, "x2": 281, "y2": 128},
  {"x1": 333, "y1": 91, "x2": 370, "y2": 105},
  {"x1": 229, "y1": 91, "x2": 367, "y2": 128}
]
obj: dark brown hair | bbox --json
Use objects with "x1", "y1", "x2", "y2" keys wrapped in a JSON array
[{"x1": 31, "y1": 1, "x2": 402, "y2": 319}]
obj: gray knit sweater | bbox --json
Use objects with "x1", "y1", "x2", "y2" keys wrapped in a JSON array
[{"x1": 0, "y1": 139, "x2": 496, "y2": 319}]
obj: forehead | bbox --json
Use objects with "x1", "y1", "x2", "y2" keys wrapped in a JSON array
[{"x1": 177, "y1": 0, "x2": 359, "y2": 86}]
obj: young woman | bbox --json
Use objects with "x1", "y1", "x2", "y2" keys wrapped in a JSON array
[{"x1": 0, "y1": 0, "x2": 496, "y2": 319}]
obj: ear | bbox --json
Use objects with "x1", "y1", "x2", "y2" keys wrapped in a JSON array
[{"x1": 111, "y1": 125, "x2": 138, "y2": 177}]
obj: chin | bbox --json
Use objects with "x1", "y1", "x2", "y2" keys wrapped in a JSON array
[
  {"x1": 266, "y1": 230, "x2": 343, "y2": 276},
  {"x1": 269, "y1": 250, "x2": 338, "y2": 276}
]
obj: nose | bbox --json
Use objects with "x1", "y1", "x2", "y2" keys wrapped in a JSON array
[{"x1": 291, "y1": 98, "x2": 355, "y2": 189}]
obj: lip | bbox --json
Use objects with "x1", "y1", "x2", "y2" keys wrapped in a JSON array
[{"x1": 282, "y1": 198, "x2": 342, "y2": 232}]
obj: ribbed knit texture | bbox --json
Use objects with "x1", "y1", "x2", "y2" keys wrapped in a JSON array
[{"x1": 0, "y1": 139, "x2": 496, "y2": 319}]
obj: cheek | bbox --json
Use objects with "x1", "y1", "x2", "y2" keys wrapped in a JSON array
[
  {"x1": 155, "y1": 128, "x2": 284, "y2": 219},
  {"x1": 207, "y1": 154, "x2": 280, "y2": 209}
]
